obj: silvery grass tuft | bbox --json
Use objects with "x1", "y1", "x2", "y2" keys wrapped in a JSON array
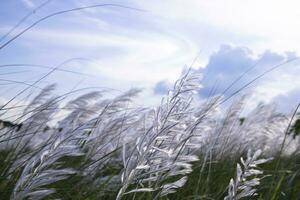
[
  {"x1": 1, "y1": 83, "x2": 141, "y2": 199},
  {"x1": 224, "y1": 149, "x2": 272, "y2": 200},
  {"x1": 116, "y1": 70, "x2": 217, "y2": 199},
  {"x1": 0, "y1": 67, "x2": 300, "y2": 199}
]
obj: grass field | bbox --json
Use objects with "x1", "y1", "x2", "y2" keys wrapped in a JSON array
[{"x1": 0, "y1": 71, "x2": 299, "y2": 200}]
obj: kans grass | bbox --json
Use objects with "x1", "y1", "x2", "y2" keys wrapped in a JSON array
[{"x1": 0, "y1": 71, "x2": 300, "y2": 200}]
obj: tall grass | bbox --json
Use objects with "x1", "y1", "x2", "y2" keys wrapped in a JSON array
[{"x1": 0, "y1": 70, "x2": 300, "y2": 199}]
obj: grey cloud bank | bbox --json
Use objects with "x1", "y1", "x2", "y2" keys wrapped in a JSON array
[{"x1": 154, "y1": 44, "x2": 299, "y2": 111}]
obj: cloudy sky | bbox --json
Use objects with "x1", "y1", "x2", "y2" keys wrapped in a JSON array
[{"x1": 0, "y1": 0, "x2": 300, "y2": 112}]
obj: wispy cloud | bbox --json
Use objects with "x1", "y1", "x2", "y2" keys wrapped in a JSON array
[
  {"x1": 21, "y1": 0, "x2": 35, "y2": 8},
  {"x1": 135, "y1": 0, "x2": 300, "y2": 52},
  {"x1": 1, "y1": 0, "x2": 300, "y2": 110}
]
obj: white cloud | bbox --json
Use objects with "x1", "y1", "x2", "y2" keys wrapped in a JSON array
[
  {"x1": 2, "y1": 0, "x2": 300, "y2": 110},
  {"x1": 272, "y1": 88, "x2": 300, "y2": 112},
  {"x1": 135, "y1": 0, "x2": 300, "y2": 53},
  {"x1": 21, "y1": 0, "x2": 35, "y2": 8},
  {"x1": 148, "y1": 44, "x2": 300, "y2": 111},
  {"x1": 12, "y1": 24, "x2": 198, "y2": 83}
]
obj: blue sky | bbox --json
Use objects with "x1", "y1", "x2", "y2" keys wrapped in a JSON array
[{"x1": 0, "y1": 0, "x2": 300, "y2": 112}]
